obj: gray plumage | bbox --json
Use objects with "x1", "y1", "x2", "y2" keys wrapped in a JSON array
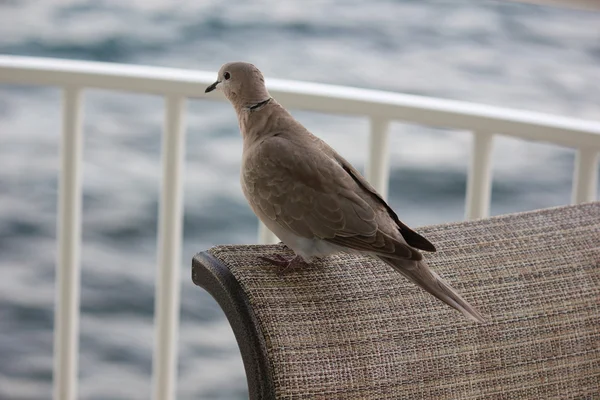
[{"x1": 205, "y1": 62, "x2": 485, "y2": 323}]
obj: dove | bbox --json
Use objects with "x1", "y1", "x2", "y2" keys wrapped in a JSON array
[{"x1": 205, "y1": 62, "x2": 485, "y2": 323}]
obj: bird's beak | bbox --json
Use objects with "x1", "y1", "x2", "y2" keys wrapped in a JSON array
[{"x1": 205, "y1": 80, "x2": 220, "y2": 93}]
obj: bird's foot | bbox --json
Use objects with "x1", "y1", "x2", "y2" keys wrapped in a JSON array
[{"x1": 258, "y1": 254, "x2": 308, "y2": 275}]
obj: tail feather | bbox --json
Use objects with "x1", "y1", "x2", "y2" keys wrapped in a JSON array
[{"x1": 380, "y1": 257, "x2": 485, "y2": 323}]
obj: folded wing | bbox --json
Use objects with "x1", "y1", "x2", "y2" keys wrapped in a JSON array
[{"x1": 243, "y1": 136, "x2": 424, "y2": 260}]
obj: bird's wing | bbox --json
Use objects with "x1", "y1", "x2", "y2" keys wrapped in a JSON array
[
  {"x1": 243, "y1": 135, "x2": 421, "y2": 260},
  {"x1": 321, "y1": 143, "x2": 436, "y2": 253}
]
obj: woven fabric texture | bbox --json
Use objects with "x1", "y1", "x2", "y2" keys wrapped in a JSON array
[{"x1": 208, "y1": 203, "x2": 600, "y2": 399}]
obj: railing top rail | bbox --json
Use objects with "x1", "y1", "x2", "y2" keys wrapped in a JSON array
[{"x1": 1, "y1": 55, "x2": 600, "y2": 148}]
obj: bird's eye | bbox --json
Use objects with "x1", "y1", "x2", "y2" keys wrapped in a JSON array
[{"x1": 224, "y1": 72, "x2": 231, "y2": 80}]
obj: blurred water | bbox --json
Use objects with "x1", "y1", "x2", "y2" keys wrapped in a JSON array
[{"x1": 0, "y1": 1, "x2": 599, "y2": 399}]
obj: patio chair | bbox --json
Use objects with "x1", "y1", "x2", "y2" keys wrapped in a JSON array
[{"x1": 192, "y1": 202, "x2": 599, "y2": 399}]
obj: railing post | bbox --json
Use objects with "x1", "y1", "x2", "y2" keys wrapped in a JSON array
[
  {"x1": 54, "y1": 87, "x2": 83, "y2": 400},
  {"x1": 571, "y1": 148, "x2": 599, "y2": 204},
  {"x1": 152, "y1": 95, "x2": 186, "y2": 400},
  {"x1": 366, "y1": 118, "x2": 391, "y2": 200},
  {"x1": 465, "y1": 132, "x2": 494, "y2": 220}
]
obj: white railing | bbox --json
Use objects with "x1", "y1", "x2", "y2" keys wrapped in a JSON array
[{"x1": 1, "y1": 55, "x2": 599, "y2": 400}]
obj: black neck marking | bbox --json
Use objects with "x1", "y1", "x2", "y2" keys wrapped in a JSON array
[{"x1": 248, "y1": 97, "x2": 272, "y2": 111}]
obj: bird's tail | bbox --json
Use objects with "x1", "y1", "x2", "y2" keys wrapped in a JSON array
[{"x1": 380, "y1": 257, "x2": 485, "y2": 323}]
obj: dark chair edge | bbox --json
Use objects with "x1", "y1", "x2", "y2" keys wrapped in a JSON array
[{"x1": 191, "y1": 251, "x2": 275, "y2": 400}]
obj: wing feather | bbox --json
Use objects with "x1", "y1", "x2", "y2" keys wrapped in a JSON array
[{"x1": 243, "y1": 136, "x2": 421, "y2": 260}]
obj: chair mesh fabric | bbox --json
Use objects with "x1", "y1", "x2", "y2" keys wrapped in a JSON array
[{"x1": 206, "y1": 203, "x2": 600, "y2": 399}]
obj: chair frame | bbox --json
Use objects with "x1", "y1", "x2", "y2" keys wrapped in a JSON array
[{"x1": 192, "y1": 252, "x2": 275, "y2": 399}]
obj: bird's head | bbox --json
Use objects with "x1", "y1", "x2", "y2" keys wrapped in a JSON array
[{"x1": 205, "y1": 62, "x2": 270, "y2": 109}]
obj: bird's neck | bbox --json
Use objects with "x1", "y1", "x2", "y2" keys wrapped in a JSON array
[
  {"x1": 229, "y1": 87, "x2": 271, "y2": 114},
  {"x1": 237, "y1": 100, "x2": 284, "y2": 146}
]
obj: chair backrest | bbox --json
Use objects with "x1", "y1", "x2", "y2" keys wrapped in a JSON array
[{"x1": 192, "y1": 202, "x2": 600, "y2": 399}]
